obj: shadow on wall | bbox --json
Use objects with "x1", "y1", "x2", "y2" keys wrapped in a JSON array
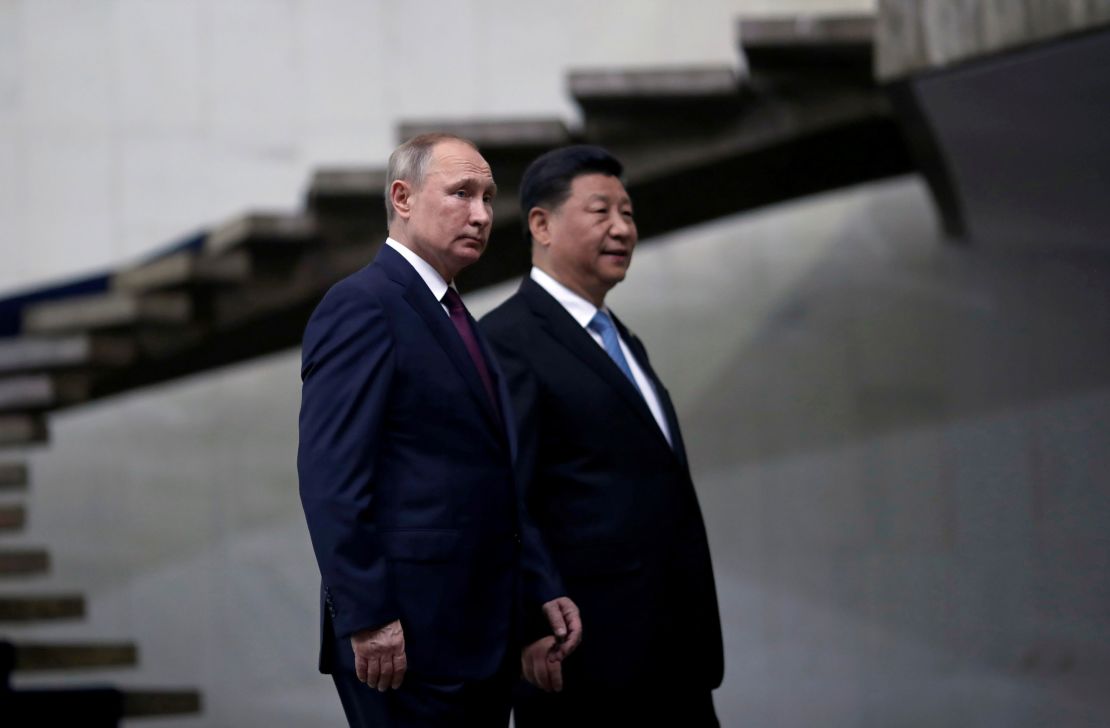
[
  {"x1": 689, "y1": 181, "x2": 1110, "y2": 467},
  {"x1": 616, "y1": 176, "x2": 1110, "y2": 725}
]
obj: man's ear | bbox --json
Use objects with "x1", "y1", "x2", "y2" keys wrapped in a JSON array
[
  {"x1": 390, "y1": 180, "x2": 413, "y2": 221},
  {"x1": 528, "y1": 207, "x2": 552, "y2": 247}
]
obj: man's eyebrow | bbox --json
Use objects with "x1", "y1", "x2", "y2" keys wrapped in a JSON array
[
  {"x1": 457, "y1": 176, "x2": 497, "y2": 196},
  {"x1": 586, "y1": 193, "x2": 631, "y2": 205}
]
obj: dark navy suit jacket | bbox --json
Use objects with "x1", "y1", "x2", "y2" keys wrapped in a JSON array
[
  {"x1": 481, "y1": 276, "x2": 724, "y2": 692},
  {"x1": 298, "y1": 245, "x2": 561, "y2": 682}
]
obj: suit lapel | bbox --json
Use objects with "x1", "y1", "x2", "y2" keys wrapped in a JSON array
[
  {"x1": 613, "y1": 314, "x2": 689, "y2": 468},
  {"x1": 377, "y1": 246, "x2": 504, "y2": 433},
  {"x1": 481, "y1": 334, "x2": 518, "y2": 461},
  {"x1": 520, "y1": 278, "x2": 665, "y2": 443}
]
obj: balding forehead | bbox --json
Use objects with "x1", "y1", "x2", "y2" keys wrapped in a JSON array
[
  {"x1": 428, "y1": 142, "x2": 495, "y2": 187},
  {"x1": 433, "y1": 143, "x2": 491, "y2": 171}
]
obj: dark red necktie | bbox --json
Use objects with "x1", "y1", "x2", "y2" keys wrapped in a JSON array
[{"x1": 441, "y1": 287, "x2": 499, "y2": 413}]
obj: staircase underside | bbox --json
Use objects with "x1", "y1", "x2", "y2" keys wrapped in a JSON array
[{"x1": 0, "y1": 13, "x2": 912, "y2": 417}]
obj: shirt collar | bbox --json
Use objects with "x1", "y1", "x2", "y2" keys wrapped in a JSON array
[
  {"x1": 530, "y1": 266, "x2": 606, "y2": 329},
  {"x1": 386, "y1": 238, "x2": 451, "y2": 303}
]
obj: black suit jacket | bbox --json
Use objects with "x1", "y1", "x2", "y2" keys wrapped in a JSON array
[
  {"x1": 298, "y1": 245, "x2": 560, "y2": 683},
  {"x1": 481, "y1": 276, "x2": 724, "y2": 691}
]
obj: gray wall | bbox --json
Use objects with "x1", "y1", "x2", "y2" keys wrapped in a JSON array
[
  {"x1": 9, "y1": 175, "x2": 1109, "y2": 726},
  {"x1": 0, "y1": 0, "x2": 870, "y2": 293},
  {"x1": 621, "y1": 177, "x2": 1110, "y2": 727}
]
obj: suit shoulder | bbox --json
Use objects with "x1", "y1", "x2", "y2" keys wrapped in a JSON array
[
  {"x1": 479, "y1": 291, "x2": 530, "y2": 342},
  {"x1": 327, "y1": 261, "x2": 395, "y2": 301},
  {"x1": 302, "y1": 264, "x2": 397, "y2": 351},
  {"x1": 309, "y1": 263, "x2": 396, "y2": 319}
]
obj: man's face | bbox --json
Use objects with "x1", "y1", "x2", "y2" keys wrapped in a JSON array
[
  {"x1": 404, "y1": 140, "x2": 496, "y2": 281},
  {"x1": 542, "y1": 173, "x2": 637, "y2": 305}
]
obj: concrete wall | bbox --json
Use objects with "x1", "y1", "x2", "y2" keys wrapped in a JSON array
[{"x1": 9, "y1": 176, "x2": 1110, "y2": 727}]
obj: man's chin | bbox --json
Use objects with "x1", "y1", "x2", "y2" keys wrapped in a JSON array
[
  {"x1": 450, "y1": 244, "x2": 485, "y2": 271},
  {"x1": 600, "y1": 263, "x2": 629, "y2": 282}
]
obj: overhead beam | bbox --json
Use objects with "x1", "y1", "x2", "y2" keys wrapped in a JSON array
[{"x1": 876, "y1": 0, "x2": 1110, "y2": 80}]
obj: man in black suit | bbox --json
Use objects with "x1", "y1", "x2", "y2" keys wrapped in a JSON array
[
  {"x1": 298, "y1": 134, "x2": 579, "y2": 727},
  {"x1": 481, "y1": 145, "x2": 724, "y2": 727}
]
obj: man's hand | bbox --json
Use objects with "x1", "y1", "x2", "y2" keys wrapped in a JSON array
[
  {"x1": 541, "y1": 596, "x2": 582, "y2": 660},
  {"x1": 350, "y1": 620, "x2": 406, "y2": 692},
  {"x1": 521, "y1": 635, "x2": 566, "y2": 692}
]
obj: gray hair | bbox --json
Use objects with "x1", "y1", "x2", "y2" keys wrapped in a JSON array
[{"x1": 384, "y1": 133, "x2": 479, "y2": 224}]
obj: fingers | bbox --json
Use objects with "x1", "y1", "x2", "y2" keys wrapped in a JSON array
[
  {"x1": 361, "y1": 654, "x2": 406, "y2": 692},
  {"x1": 391, "y1": 651, "x2": 407, "y2": 690},
  {"x1": 542, "y1": 597, "x2": 582, "y2": 660},
  {"x1": 542, "y1": 599, "x2": 568, "y2": 640},
  {"x1": 556, "y1": 599, "x2": 582, "y2": 657},
  {"x1": 354, "y1": 652, "x2": 369, "y2": 684},
  {"x1": 364, "y1": 653, "x2": 381, "y2": 688},
  {"x1": 521, "y1": 637, "x2": 562, "y2": 693},
  {"x1": 350, "y1": 621, "x2": 406, "y2": 691},
  {"x1": 521, "y1": 649, "x2": 535, "y2": 686},
  {"x1": 532, "y1": 649, "x2": 552, "y2": 691},
  {"x1": 546, "y1": 652, "x2": 564, "y2": 693},
  {"x1": 376, "y1": 653, "x2": 393, "y2": 692},
  {"x1": 369, "y1": 642, "x2": 407, "y2": 691}
]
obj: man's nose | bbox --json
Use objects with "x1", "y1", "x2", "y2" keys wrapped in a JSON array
[
  {"x1": 470, "y1": 198, "x2": 492, "y2": 227},
  {"x1": 609, "y1": 212, "x2": 633, "y2": 239}
]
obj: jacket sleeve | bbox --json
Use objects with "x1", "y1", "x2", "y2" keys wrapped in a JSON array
[
  {"x1": 485, "y1": 327, "x2": 566, "y2": 642},
  {"x1": 297, "y1": 282, "x2": 399, "y2": 639}
]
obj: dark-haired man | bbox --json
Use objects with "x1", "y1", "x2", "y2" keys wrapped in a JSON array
[
  {"x1": 298, "y1": 134, "x2": 579, "y2": 727},
  {"x1": 481, "y1": 145, "x2": 724, "y2": 727}
]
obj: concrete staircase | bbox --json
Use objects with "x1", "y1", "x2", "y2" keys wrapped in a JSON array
[
  {"x1": 0, "y1": 12, "x2": 908, "y2": 420},
  {"x1": 0, "y1": 462, "x2": 202, "y2": 724}
]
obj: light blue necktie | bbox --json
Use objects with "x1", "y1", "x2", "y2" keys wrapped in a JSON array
[{"x1": 588, "y1": 310, "x2": 641, "y2": 394}]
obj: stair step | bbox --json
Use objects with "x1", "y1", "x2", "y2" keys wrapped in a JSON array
[
  {"x1": 0, "y1": 687, "x2": 202, "y2": 720},
  {"x1": 124, "y1": 688, "x2": 203, "y2": 717},
  {"x1": 0, "y1": 414, "x2": 48, "y2": 448},
  {"x1": 738, "y1": 14, "x2": 875, "y2": 72},
  {"x1": 396, "y1": 118, "x2": 570, "y2": 149},
  {"x1": 0, "y1": 374, "x2": 91, "y2": 413},
  {"x1": 22, "y1": 292, "x2": 193, "y2": 335},
  {"x1": 570, "y1": 65, "x2": 741, "y2": 100},
  {"x1": 0, "y1": 640, "x2": 138, "y2": 672},
  {"x1": 0, "y1": 461, "x2": 28, "y2": 489},
  {"x1": 570, "y1": 66, "x2": 744, "y2": 139},
  {"x1": 0, "y1": 334, "x2": 136, "y2": 376},
  {"x1": 0, "y1": 504, "x2": 26, "y2": 531},
  {"x1": 0, "y1": 548, "x2": 49, "y2": 575},
  {"x1": 0, "y1": 594, "x2": 83, "y2": 621},
  {"x1": 306, "y1": 169, "x2": 389, "y2": 246},
  {"x1": 114, "y1": 248, "x2": 251, "y2": 292},
  {"x1": 205, "y1": 212, "x2": 318, "y2": 256},
  {"x1": 310, "y1": 167, "x2": 387, "y2": 203}
]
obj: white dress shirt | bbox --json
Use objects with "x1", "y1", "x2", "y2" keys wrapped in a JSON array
[
  {"x1": 386, "y1": 238, "x2": 453, "y2": 315},
  {"x1": 530, "y1": 266, "x2": 673, "y2": 446}
]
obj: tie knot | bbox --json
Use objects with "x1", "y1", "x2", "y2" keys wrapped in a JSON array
[
  {"x1": 442, "y1": 287, "x2": 465, "y2": 315},
  {"x1": 588, "y1": 310, "x2": 615, "y2": 336}
]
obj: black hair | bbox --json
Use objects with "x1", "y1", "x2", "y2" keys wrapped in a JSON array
[{"x1": 519, "y1": 145, "x2": 624, "y2": 243}]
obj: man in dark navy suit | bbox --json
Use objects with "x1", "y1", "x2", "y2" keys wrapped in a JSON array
[
  {"x1": 298, "y1": 134, "x2": 580, "y2": 727},
  {"x1": 481, "y1": 146, "x2": 724, "y2": 727}
]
